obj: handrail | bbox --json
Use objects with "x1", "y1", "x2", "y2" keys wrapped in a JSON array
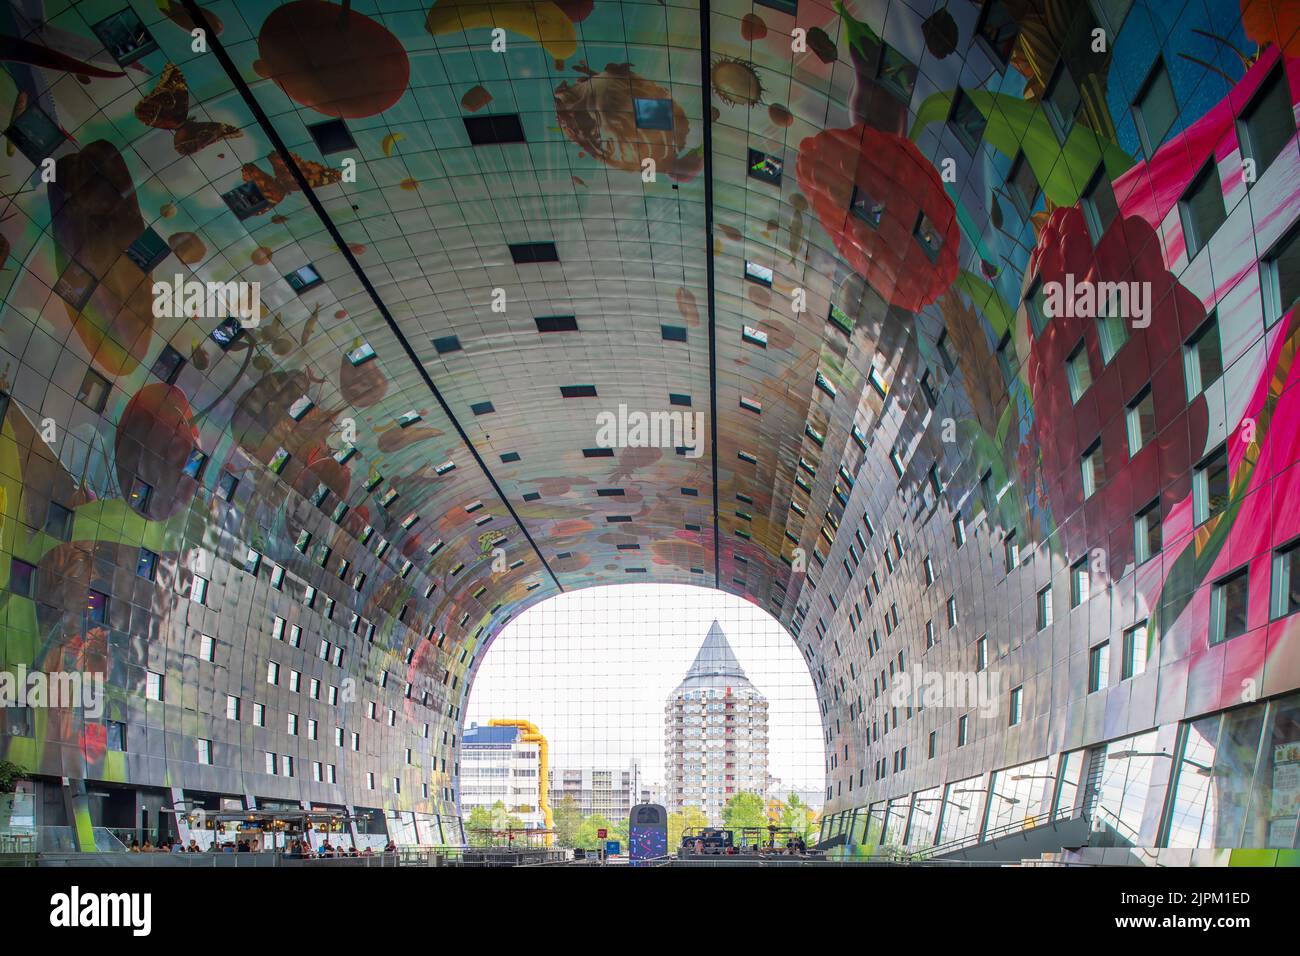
[
  {"x1": 1092, "y1": 806, "x2": 1161, "y2": 862},
  {"x1": 911, "y1": 806, "x2": 1075, "y2": 860}
]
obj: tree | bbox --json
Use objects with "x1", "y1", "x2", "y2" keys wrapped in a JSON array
[
  {"x1": 465, "y1": 805, "x2": 495, "y2": 846},
  {"x1": 722, "y1": 791, "x2": 768, "y2": 831},
  {"x1": 667, "y1": 806, "x2": 708, "y2": 849},
  {"x1": 551, "y1": 794, "x2": 582, "y2": 848},
  {"x1": 0, "y1": 760, "x2": 26, "y2": 794},
  {"x1": 572, "y1": 814, "x2": 618, "y2": 850},
  {"x1": 781, "y1": 793, "x2": 819, "y2": 843}
]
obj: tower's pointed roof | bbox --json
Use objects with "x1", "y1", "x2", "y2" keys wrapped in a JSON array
[
  {"x1": 685, "y1": 621, "x2": 746, "y2": 681},
  {"x1": 670, "y1": 621, "x2": 760, "y2": 697}
]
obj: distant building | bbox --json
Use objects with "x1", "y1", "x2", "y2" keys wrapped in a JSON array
[
  {"x1": 460, "y1": 722, "x2": 545, "y2": 830},
  {"x1": 549, "y1": 760, "x2": 641, "y2": 818},
  {"x1": 664, "y1": 621, "x2": 770, "y2": 824}
]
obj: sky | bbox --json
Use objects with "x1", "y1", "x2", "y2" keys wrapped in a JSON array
[{"x1": 466, "y1": 583, "x2": 824, "y2": 800}]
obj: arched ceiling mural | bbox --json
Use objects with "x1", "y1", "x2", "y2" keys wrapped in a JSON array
[{"x1": 1, "y1": 0, "x2": 1299, "y2": 836}]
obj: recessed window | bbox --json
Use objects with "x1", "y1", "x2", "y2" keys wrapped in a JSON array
[
  {"x1": 828, "y1": 303, "x2": 855, "y2": 335},
  {"x1": 217, "y1": 471, "x2": 239, "y2": 502},
  {"x1": 913, "y1": 211, "x2": 943, "y2": 262},
  {"x1": 1080, "y1": 164, "x2": 1119, "y2": 243},
  {"x1": 849, "y1": 183, "x2": 884, "y2": 228},
  {"x1": 948, "y1": 88, "x2": 987, "y2": 154},
  {"x1": 9, "y1": 558, "x2": 36, "y2": 597},
  {"x1": 221, "y1": 181, "x2": 269, "y2": 220},
  {"x1": 1193, "y1": 445, "x2": 1229, "y2": 525},
  {"x1": 509, "y1": 241, "x2": 558, "y2": 264},
  {"x1": 470, "y1": 401, "x2": 494, "y2": 416},
  {"x1": 1133, "y1": 58, "x2": 1177, "y2": 156},
  {"x1": 87, "y1": 589, "x2": 109, "y2": 625},
  {"x1": 1179, "y1": 161, "x2": 1226, "y2": 259},
  {"x1": 742, "y1": 326, "x2": 768, "y2": 347},
  {"x1": 1066, "y1": 342, "x2": 1092, "y2": 402},
  {"x1": 1183, "y1": 316, "x2": 1223, "y2": 399},
  {"x1": 1043, "y1": 63, "x2": 1081, "y2": 141},
  {"x1": 53, "y1": 260, "x2": 97, "y2": 311},
  {"x1": 90, "y1": 8, "x2": 158, "y2": 66},
  {"x1": 747, "y1": 148, "x2": 783, "y2": 185},
  {"x1": 560, "y1": 384, "x2": 597, "y2": 398},
  {"x1": 974, "y1": 0, "x2": 1018, "y2": 64},
  {"x1": 77, "y1": 368, "x2": 111, "y2": 413},
  {"x1": 1004, "y1": 532, "x2": 1020, "y2": 572},
  {"x1": 1261, "y1": 224, "x2": 1300, "y2": 329},
  {"x1": 268, "y1": 447, "x2": 290, "y2": 475},
  {"x1": 1088, "y1": 642, "x2": 1110, "y2": 692},
  {"x1": 744, "y1": 260, "x2": 774, "y2": 286},
  {"x1": 976, "y1": 635, "x2": 988, "y2": 671},
  {"x1": 136, "y1": 548, "x2": 158, "y2": 581},
  {"x1": 1009, "y1": 685, "x2": 1023, "y2": 726},
  {"x1": 500, "y1": 451, "x2": 521, "y2": 463},
  {"x1": 347, "y1": 341, "x2": 376, "y2": 365},
  {"x1": 1080, "y1": 439, "x2": 1104, "y2": 499},
  {"x1": 582, "y1": 448, "x2": 615, "y2": 458},
  {"x1": 633, "y1": 98, "x2": 674, "y2": 130},
  {"x1": 307, "y1": 118, "x2": 355, "y2": 154},
  {"x1": 953, "y1": 514, "x2": 966, "y2": 548},
  {"x1": 1121, "y1": 621, "x2": 1148, "y2": 680},
  {"x1": 1134, "y1": 499, "x2": 1162, "y2": 565},
  {"x1": 739, "y1": 396, "x2": 761, "y2": 414},
  {"x1": 661, "y1": 324, "x2": 687, "y2": 342},
  {"x1": 285, "y1": 264, "x2": 323, "y2": 294},
  {"x1": 1237, "y1": 66, "x2": 1295, "y2": 185},
  {"x1": 190, "y1": 575, "x2": 209, "y2": 605},
  {"x1": 1271, "y1": 538, "x2": 1300, "y2": 620},
  {"x1": 957, "y1": 715, "x2": 969, "y2": 747},
  {"x1": 145, "y1": 670, "x2": 164, "y2": 701},
  {"x1": 535, "y1": 314, "x2": 578, "y2": 333},
  {"x1": 1070, "y1": 558, "x2": 1090, "y2": 607},
  {"x1": 1036, "y1": 585, "x2": 1053, "y2": 630},
  {"x1": 1097, "y1": 310, "x2": 1128, "y2": 365},
  {"x1": 876, "y1": 44, "x2": 917, "y2": 102},
  {"x1": 209, "y1": 316, "x2": 244, "y2": 351},
  {"x1": 1007, "y1": 151, "x2": 1040, "y2": 219},
  {"x1": 433, "y1": 335, "x2": 462, "y2": 355},
  {"x1": 1209, "y1": 566, "x2": 1250, "y2": 644},
  {"x1": 463, "y1": 114, "x2": 526, "y2": 145},
  {"x1": 1024, "y1": 278, "x2": 1049, "y2": 337},
  {"x1": 3, "y1": 102, "x2": 64, "y2": 164},
  {"x1": 126, "y1": 227, "x2": 170, "y2": 272},
  {"x1": 1125, "y1": 385, "x2": 1156, "y2": 457},
  {"x1": 44, "y1": 501, "x2": 73, "y2": 541},
  {"x1": 151, "y1": 344, "x2": 186, "y2": 384}
]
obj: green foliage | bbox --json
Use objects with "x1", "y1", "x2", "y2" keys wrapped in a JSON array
[
  {"x1": 551, "y1": 794, "x2": 582, "y2": 847},
  {"x1": 667, "y1": 806, "x2": 708, "y2": 849},
  {"x1": 722, "y1": 791, "x2": 768, "y2": 830},
  {"x1": 0, "y1": 759, "x2": 26, "y2": 794},
  {"x1": 465, "y1": 800, "x2": 525, "y2": 846}
]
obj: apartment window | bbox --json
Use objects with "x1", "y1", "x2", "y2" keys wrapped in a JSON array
[
  {"x1": 1036, "y1": 585, "x2": 1053, "y2": 630},
  {"x1": 265, "y1": 752, "x2": 277, "y2": 775},
  {"x1": 77, "y1": 368, "x2": 111, "y2": 413},
  {"x1": 266, "y1": 660, "x2": 280, "y2": 685},
  {"x1": 1133, "y1": 59, "x2": 1176, "y2": 156},
  {"x1": 287, "y1": 713, "x2": 298, "y2": 735},
  {"x1": 946, "y1": 596, "x2": 958, "y2": 628},
  {"x1": 953, "y1": 514, "x2": 966, "y2": 548},
  {"x1": 226, "y1": 695, "x2": 240, "y2": 720},
  {"x1": 928, "y1": 731, "x2": 938, "y2": 759},
  {"x1": 281, "y1": 755, "x2": 294, "y2": 778},
  {"x1": 926, "y1": 620, "x2": 936, "y2": 649},
  {"x1": 1238, "y1": 66, "x2": 1295, "y2": 184},
  {"x1": 145, "y1": 671, "x2": 164, "y2": 701},
  {"x1": 1009, "y1": 686, "x2": 1023, "y2": 726},
  {"x1": 1044, "y1": 63, "x2": 1080, "y2": 142},
  {"x1": 8, "y1": 557, "x2": 35, "y2": 598},
  {"x1": 1270, "y1": 538, "x2": 1300, "y2": 620},
  {"x1": 1261, "y1": 224, "x2": 1300, "y2": 328},
  {"x1": 1004, "y1": 532, "x2": 1020, "y2": 572},
  {"x1": 1193, "y1": 445, "x2": 1229, "y2": 525},
  {"x1": 253, "y1": 703, "x2": 265, "y2": 727},
  {"x1": 1088, "y1": 642, "x2": 1110, "y2": 692},
  {"x1": 1179, "y1": 161, "x2": 1226, "y2": 259},
  {"x1": 1184, "y1": 317, "x2": 1223, "y2": 399},
  {"x1": 1209, "y1": 566, "x2": 1250, "y2": 644},
  {"x1": 216, "y1": 471, "x2": 238, "y2": 502},
  {"x1": 197, "y1": 739, "x2": 212, "y2": 765},
  {"x1": 87, "y1": 589, "x2": 109, "y2": 625},
  {"x1": 1080, "y1": 439, "x2": 1104, "y2": 499},
  {"x1": 1066, "y1": 343, "x2": 1092, "y2": 402},
  {"x1": 134, "y1": 548, "x2": 157, "y2": 581},
  {"x1": 1024, "y1": 278, "x2": 1049, "y2": 337},
  {"x1": 44, "y1": 501, "x2": 74, "y2": 541},
  {"x1": 1081, "y1": 165, "x2": 1119, "y2": 243},
  {"x1": 199, "y1": 634, "x2": 215, "y2": 662},
  {"x1": 1134, "y1": 499, "x2": 1162, "y2": 565},
  {"x1": 948, "y1": 88, "x2": 987, "y2": 153},
  {"x1": 1071, "y1": 559, "x2": 1091, "y2": 608},
  {"x1": 190, "y1": 575, "x2": 208, "y2": 605},
  {"x1": 957, "y1": 715, "x2": 969, "y2": 747},
  {"x1": 924, "y1": 556, "x2": 935, "y2": 586},
  {"x1": 975, "y1": 0, "x2": 1018, "y2": 63},
  {"x1": 849, "y1": 183, "x2": 884, "y2": 228},
  {"x1": 976, "y1": 636, "x2": 988, "y2": 672},
  {"x1": 1126, "y1": 386, "x2": 1156, "y2": 456},
  {"x1": 1007, "y1": 151, "x2": 1040, "y2": 219},
  {"x1": 876, "y1": 43, "x2": 917, "y2": 102},
  {"x1": 1097, "y1": 310, "x2": 1128, "y2": 364},
  {"x1": 1122, "y1": 621, "x2": 1148, "y2": 680}
]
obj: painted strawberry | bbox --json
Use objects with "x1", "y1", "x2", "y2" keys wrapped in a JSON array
[{"x1": 114, "y1": 384, "x2": 201, "y2": 520}]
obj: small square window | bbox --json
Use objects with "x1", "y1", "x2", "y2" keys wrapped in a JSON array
[
  {"x1": 285, "y1": 264, "x2": 323, "y2": 293},
  {"x1": 1134, "y1": 499, "x2": 1162, "y2": 565},
  {"x1": 1126, "y1": 386, "x2": 1156, "y2": 457},
  {"x1": 127, "y1": 477, "x2": 153, "y2": 515},
  {"x1": 876, "y1": 45, "x2": 917, "y2": 102},
  {"x1": 1193, "y1": 445, "x2": 1229, "y2": 525},
  {"x1": 913, "y1": 211, "x2": 943, "y2": 263},
  {"x1": 433, "y1": 335, "x2": 462, "y2": 355},
  {"x1": 44, "y1": 502, "x2": 74, "y2": 541},
  {"x1": 216, "y1": 471, "x2": 239, "y2": 502},
  {"x1": 747, "y1": 148, "x2": 783, "y2": 185},
  {"x1": 470, "y1": 401, "x2": 494, "y2": 416},
  {"x1": 1070, "y1": 559, "x2": 1090, "y2": 607},
  {"x1": 136, "y1": 548, "x2": 158, "y2": 581},
  {"x1": 1007, "y1": 152, "x2": 1040, "y2": 219},
  {"x1": 1133, "y1": 58, "x2": 1177, "y2": 157},
  {"x1": 633, "y1": 98, "x2": 674, "y2": 130},
  {"x1": 1080, "y1": 439, "x2": 1104, "y2": 499},
  {"x1": 307, "y1": 118, "x2": 356, "y2": 154},
  {"x1": 508, "y1": 241, "x2": 558, "y2": 264},
  {"x1": 53, "y1": 260, "x2": 97, "y2": 311},
  {"x1": 534, "y1": 315, "x2": 578, "y2": 333},
  {"x1": 849, "y1": 184, "x2": 884, "y2": 228},
  {"x1": 1036, "y1": 586, "x2": 1053, "y2": 630},
  {"x1": 463, "y1": 114, "x2": 526, "y2": 145},
  {"x1": 90, "y1": 8, "x2": 158, "y2": 67},
  {"x1": 77, "y1": 368, "x2": 111, "y2": 413},
  {"x1": 1009, "y1": 685, "x2": 1023, "y2": 726},
  {"x1": 209, "y1": 316, "x2": 244, "y2": 351},
  {"x1": 1271, "y1": 539, "x2": 1300, "y2": 620},
  {"x1": 87, "y1": 589, "x2": 109, "y2": 625},
  {"x1": 9, "y1": 558, "x2": 36, "y2": 598},
  {"x1": 1183, "y1": 317, "x2": 1223, "y2": 399},
  {"x1": 125, "y1": 227, "x2": 170, "y2": 272},
  {"x1": 221, "y1": 181, "x2": 270, "y2": 220},
  {"x1": 150, "y1": 344, "x2": 186, "y2": 384},
  {"x1": 948, "y1": 88, "x2": 987, "y2": 154},
  {"x1": 1237, "y1": 66, "x2": 1295, "y2": 185},
  {"x1": 1080, "y1": 165, "x2": 1118, "y2": 244},
  {"x1": 4, "y1": 103, "x2": 65, "y2": 164},
  {"x1": 744, "y1": 261, "x2": 774, "y2": 286},
  {"x1": 1088, "y1": 642, "x2": 1110, "y2": 692},
  {"x1": 1122, "y1": 621, "x2": 1148, "y2": 680},
  {"x1": 145, "y1": 670, "x2": 164, "y2": 701},
  {"x1": 1261, "y1": 224, "x2": 1300, "y2": 329},
  {"x1": 1066, "y1": 343, "x2": 1092, "y2": 402},
  {"x1": 1179, "y1": 161, "x2": 1226, "y2": 260},
  {"x1": 661, "y1": 324, "x2": 687, "y2": 342}
]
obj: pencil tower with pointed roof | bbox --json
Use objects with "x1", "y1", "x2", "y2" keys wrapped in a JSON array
[{"x1": 664, "y1": 622, "x2": 770, "y2": 824}]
